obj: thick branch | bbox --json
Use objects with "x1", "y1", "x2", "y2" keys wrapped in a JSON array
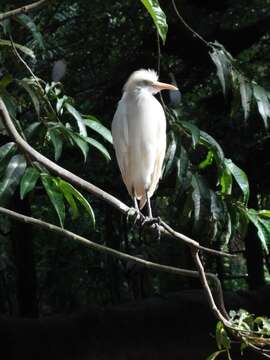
[
  {"x1": 0, "y1": 0, "x2": 49, "y2": 21},
  {"x1": 0, "y1": 96, "x2": 232, "y2": 258}
]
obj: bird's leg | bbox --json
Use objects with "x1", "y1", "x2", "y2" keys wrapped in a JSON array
[
  {"x1": 126, "y1": 196, "x2": 142, "y2": 226},
  {"x1": 142, "y1": 193, "x2": 161, "y2": 236},
  {"x1": 146, "y1": 192, "x2": 153, "y2": 218}
]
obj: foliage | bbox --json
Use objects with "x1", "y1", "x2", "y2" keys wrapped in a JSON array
[{"x1": 211, "y1": 310, "x2": 270, "y2": 359}]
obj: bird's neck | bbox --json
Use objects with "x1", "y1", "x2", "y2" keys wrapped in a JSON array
[{"x1": 125, "y1": 88, "x2": 154, "y2": 100}]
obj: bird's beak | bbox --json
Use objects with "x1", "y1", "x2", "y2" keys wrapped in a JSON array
[{"x1": 153, "y1": 81, "x2": 178, "y2": 91}]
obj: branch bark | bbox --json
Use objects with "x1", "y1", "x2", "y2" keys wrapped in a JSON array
[
  {"x1": 0, "y1": 0, "x2": 49, "y2": 21},
  {"x1": 0, "y1": 205, "x2": 227, "y2": 315}
]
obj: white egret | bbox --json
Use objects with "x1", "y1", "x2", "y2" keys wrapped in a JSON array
[{"x1": 112, "y1": 69, "x2": 178, "y2": 217}]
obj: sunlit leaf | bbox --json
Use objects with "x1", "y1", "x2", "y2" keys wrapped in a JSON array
[
  {"x1": 238, "y1": 74, "x2": 252, "y2": 121},
  {"x1": 0, "y1": 39, "x2": 35, "y2": 58},
  {"x1": 209, "y1": 45, "x2": 231, "y2": 95},
  {"x1": 67, "y1": 131, "x2": 89, "y2": 162},
  {"x1": 253, "y1": 84, "x2": 270, "y2": 128},
  {"x1": 246, "y1": 209, "x2": 269, "y2": 253},
  {"x1": 17, "y1": 78, "x2": 41, "y2": 118},
  {"x1": 41, "y1": 174, "x2": 65, "y2": 227},
  {"x1": 219, "y1": 169, "x2": 232, "y2": 195},
  {"x1": 181, "y1": 121, "x2": 200, "y2": 149},
  {"x1": 83, "y1": 116, "x2": 113, "y2": 144},
  {"x1": 225, "y1": 158, "x2": 249, "y2": 205},
  {"x1": 199, "y1": 131, "x2": 225, "y2": 165},
  {"x1": 198, "y1": 150, "x2": 214, "y2": 170},
  {"x1": 0, "y1": 154, "x2": 27, "y2": 205},
  {"x1": 65, "y1": 103, "x2": 87, "y2": 137},
  {"x1": 49, "y1": 128, "x2": 63, "y2": 161},
  {"x1": 58, "y1": 179, "x2": 95, "y2": 226},
  {"x1": 163, "y1": 131, "x2": 177, "y2": 177},
  {"x1": 20, "y1": 167, "x2": 40, "y2": 199},
  {"x1": 140, "y1": 0, "x2": 168, "y2": 44},
  {"x1": 84, "y1": 136, "x2": 111, "y2": 161}
]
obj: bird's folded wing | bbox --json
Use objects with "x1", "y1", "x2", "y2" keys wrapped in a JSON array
[{"x1": 111, "y1": 99, "x2": 131, "y2": 193}]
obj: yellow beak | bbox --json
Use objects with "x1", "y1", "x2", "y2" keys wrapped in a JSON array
[{"x1": 153, "y1": 81, "x2": 178, "y2": 91}]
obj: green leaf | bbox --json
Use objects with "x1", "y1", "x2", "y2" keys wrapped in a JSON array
[
  {"x1": 181, "y1": 121, "x2": 200, "y2": 149},
  {"x1": 41, "y1": 174, "x2": 65, "y2": 227},
  {"x1": 225, "y1": 158, "x2": 250, "y2": 205},
  {"x1": 219, "y1": 169, "x2": 232, "y2": 195},
  {"x1": 209, "y1": 45, "x2": 231, "y2": 95},
  {"x1": 253, "y1": 84, "x2": 270, "y2": 128},
  {"x1": 238, "y1": 74, "x2": 252, "y2": 121},
  {"x1": 198, "y1": 150, "x2": 214, "y2": 170},
  {"x1": 0, "y1": 142, "x2": 16, "y2": 162},
  {"x1": 65, "y1": 103, "x2": 87, "y2": 137},
  {"x1": 215, "y1": 321, "x2": 231, "y2": 351},
  {"x1": 84, "y1": 136, "x2": 111, "y2": 161},
  {"x1": 163, "y1": 132, "x2": 177, "y2": 177},
  {"x1": 56, "y1": 95, "x2": 68, "y2": 115},
  {"x1": 25, "y1": 122, "x2": 42, "y2": 139},
  {"x1": 20, "y1": 167, "x2": 40, "y2": 199},
  {"x1": 140, "y1": 0, "x2": 168, "y2": 44},
  {"x1": 83, "y1": 116, "x2": 113, "y2": 144},
  {"x1": 246, "y1": 209, "x2": 270, "y2": 253},
  {"x1": 67, "y1": 131, "x2": 89, "y2": 162},
  {"x1": 0, "y1": 39, "x2": 35, "y2": 58},
  {"x1": 58, "y1": 179, "x2": 95, "y2": 226},
  {"x1": 0, "y1": 154, "x2": 27, "y2": 205},
  {"x1": 0, "y1": 74, "x2": 13, "y2": 92},
  {"x1": 191, "y1": 173, "x2": 211, "y2": 233},
  {"x1": 17, "y1": 78, "x2": 40, "y2": 118},
  {"x1": 206, "y1": 350, "x2": 226, "y2": 360},
  {"x1": 258, "y1": 210, "x2": 270, "y2": 219},
  {"x1": 49, "y1": 128, "x2": 63, "y2": 161},
  {"x1": 199, "y1": 131, "x2": 225, "y2": 166},
  {"x1": 16, "y1": 14, "x2": 45, "y2": 50}
]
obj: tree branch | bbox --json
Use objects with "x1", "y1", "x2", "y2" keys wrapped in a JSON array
[
  {"x1": 0, "y1": 96, "x2": 232, "y2": 258},
  {"x1": 0, "y1": 205, "x2": 226, "y2": 312},
  {"x1": 0, "y1": 0, "x2": 49, "y2": 21}
]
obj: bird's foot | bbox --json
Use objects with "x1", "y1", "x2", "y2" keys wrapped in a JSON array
[
  {"x1": 141, "y1": 216, "x2": 161, "y2": 241},
  {"x1": 126, "y1": 207, "x2": 143, "y2": 226}
]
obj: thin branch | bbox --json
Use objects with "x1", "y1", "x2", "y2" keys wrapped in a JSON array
[
  {"x1": 0, "y1": 96, "x2": 232, "y2": 259},
  {"x1": 192, "y1": 249, "x2": 230, "y2": 324},
  {"x1": 171, "y1": 0, "x2": 210, "y2": 48},
  {"x1": 0, "y1": 0, "x2": 49, "y2": 21},
  {"x1": 0, "y1": 206, "x2": 221, "y2": 287}
]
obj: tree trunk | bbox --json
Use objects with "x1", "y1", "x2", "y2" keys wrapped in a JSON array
[{"x1": 10, "y1": 192, "x2": 38, "y2": 317}]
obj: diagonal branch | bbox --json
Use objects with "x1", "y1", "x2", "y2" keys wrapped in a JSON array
[
  {"x1": 0, "y1": 205, "x2": 226, "y2": 314},
  {"x1": 0, "y1": 96, "x2": 232, "y2": 258},
  {"x1": 0, "y1": 95, "x2": 231, "y2": 323},
  {"x1": 0, "y1": 0, "x2": 49, "y2": 21}
]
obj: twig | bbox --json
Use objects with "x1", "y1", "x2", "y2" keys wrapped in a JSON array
[
  {"x1": 171, "y1": 0, "x2": 210, "y2": 48},
  {"x1": 0, "y1": 0, "x2": 49, "y2": 21},
  {"x1": 160, "y1": 220, "x2": 233, "y2": 257},
  {"x1": 192, "y1": 249, "x2": 230, "y2": 323},
  {"x1": 0, "y1": 96, "x2": 232, "y2": 259}
]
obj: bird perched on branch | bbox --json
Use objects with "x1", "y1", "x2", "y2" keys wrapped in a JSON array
[{"x1": 112, "y1": 69, "x2": 178, "y2": 217}]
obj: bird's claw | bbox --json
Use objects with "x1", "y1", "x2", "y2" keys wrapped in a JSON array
[
  {"x1": 141, "y1": 216, "x2": 161, "y2": 228},
  {"x1": 141, "y1": 216, "x2": 161, "y2": 241},
  {"x1": 126, "y1": 207, "x2": 143, "y2": 226}
]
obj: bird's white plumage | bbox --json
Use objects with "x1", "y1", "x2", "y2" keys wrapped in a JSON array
[{"x1": 112, "y1": 69, "x2": 167, "y2": 209}]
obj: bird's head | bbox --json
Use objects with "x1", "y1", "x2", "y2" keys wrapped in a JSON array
[{"x1": 123, "y1": 69, "x2": 178, "y2": 95}]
